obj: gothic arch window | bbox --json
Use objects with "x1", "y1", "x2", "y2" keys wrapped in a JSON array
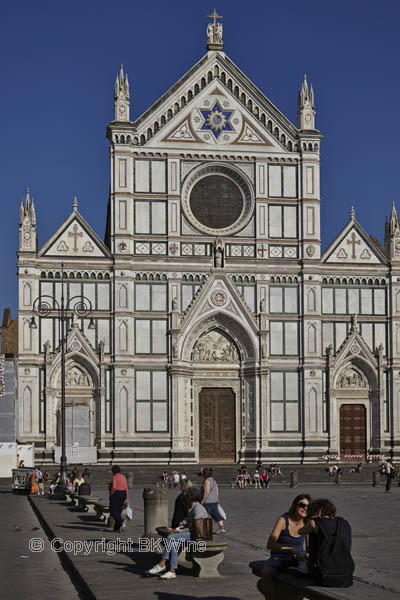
[
  {"x1": 188, "y1": 90, "x2": 193, "y2": 100},
  {"x1": 119, "y1": 284, "x2": 128, "y2": 308},
  {"x1": 288, "y1": 141, "x2": 293, "y2": 151},
  {"x1": 23, "y1": 283, "x2": 32, "y2": 306},
  {"x1": 119, "y1": 386, "x2": 128, "y2": 433},
  {"x1": 308, "y1": 388, "x2": 317, "y2": 433},
  {"x1": 396, "y1": 326, "x2": 400, "y2": 354},
  {"x1": 119, "y1": 321, "x2": 128, "y2": 352},
  {"x1": 207, "y1": 71, "x2": 212, "y2": 83},
  {"x1": 23, "y1": 320, "x2": 32, "y2": 350},
  {"x1": 281, "y1": 134, "x2": 286, "y2": 145},
  {"x1": 396, "y1": 290, "x2": 400, "y2": 312},
  {"x1": 23, "y1": 386, "x2": 32, "y2": 433},
  {"x1": 140, "y1": 134, "x2": 146, "y2": 145},
  {"x1": 201, "y1": 77, "x2": 206, "y2": 89},
  {"x1": 234, "y1": 86, "x2": 239, "y2": 97},
  {"x1": 308, "y1": 288, "x2": 316, "y2": 312},
  {"x1": 120, "y1": 135, "x2": 125, "y2": 143},
  {"x1": 308, "y1": 324, "x2": 317, "y2": 353},
  {"x1": 194, "y1": 84, "x2": 199, "y2": 95},
  {"x1": 240, "y1": 92, "x2": 246, "y2": 104},
  {"x1": 274, "y1": 127, "x2": 279, "y2": 138}
]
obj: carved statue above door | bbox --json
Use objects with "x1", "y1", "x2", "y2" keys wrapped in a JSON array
[{"x1": 193, "y1": 329, "x2": 239, "y2": 363}]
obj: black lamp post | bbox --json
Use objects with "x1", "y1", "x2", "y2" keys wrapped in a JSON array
[{"x1": 30, "y1": 266, "x2": 95, "y2": 494}]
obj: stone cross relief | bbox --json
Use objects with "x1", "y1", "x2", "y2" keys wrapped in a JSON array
[
  {"x1": 346, "y1": 232, "x2": 360, "y2": 259},
  {"x1": 68, "y1": 224, "x2": 83, "y2": 252}
]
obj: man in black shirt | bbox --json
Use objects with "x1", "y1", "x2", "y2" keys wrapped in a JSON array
[{"x1": 298, "y1": 498, "x2": 353, "y2": 586}]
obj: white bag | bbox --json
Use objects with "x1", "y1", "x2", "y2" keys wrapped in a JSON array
[
  {"x1": 218, "y1": 504, "x2": 226, "y2": 520},
  {"x1": 126, "y1": 505, "x2": 133, "y2": 520}
]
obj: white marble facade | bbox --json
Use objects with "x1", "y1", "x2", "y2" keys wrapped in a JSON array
[{"x1": 17, "y1": 19, "x2": 400, "y2": 464}]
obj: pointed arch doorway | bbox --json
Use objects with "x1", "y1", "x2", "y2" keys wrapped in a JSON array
[
  {"x1": 340, "y1": 404, "x2": 367, "y2": 459},
  {"x1": 199, "y1": 387, "x2": 235, "y2": 462}
]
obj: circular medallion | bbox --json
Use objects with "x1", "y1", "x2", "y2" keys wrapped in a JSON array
[
  {"x1": 310, "y1": 370, "x2": 316, "y2": 377},
  {"x1": 121, "y1": 368, "x2": 127, "y2": 376},
  {"x1": 211, "y1": 290, "x2": 227, "y2": 306},
  {"x1": 181, "y1": 164, "x2": 254, "y2": 236},
  {"x1": 190, "y1": 175, "x2": 243, "y2": 230},
  {"x1": 70, "y1": 340, "x2": 81, "y2": 352},
  {"x1": 350, "y1": 343, "x2": 360, "y2": 355},
  {"x1": 118, "y1": 104, "x2": 126, "y2": 116},
  {"x1": 24, "y1": 231, "x2": 31, "y2": 241},
  {"x1": 118, "y1": 241, "x2": 127, "y2": 252},
  {"x1": 306, "y1": 245, "x2": 315, "y2": 257},
  {"x1": 24, "y1": 368, "x2": 31, "y2": 375}
]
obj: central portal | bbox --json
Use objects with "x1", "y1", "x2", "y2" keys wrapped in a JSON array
[{"x1": 199, "y1": 387, "x2": 235, "y2": 462}]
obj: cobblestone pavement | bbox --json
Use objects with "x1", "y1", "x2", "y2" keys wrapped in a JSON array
[
  {"x1": 2, "y1": 483, "x2": 400, "y2": 599},
  {"x1": 0, "y1": 489, "x2": 81, "y2": 599}
]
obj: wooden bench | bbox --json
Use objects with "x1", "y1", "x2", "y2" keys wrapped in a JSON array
[{"x1": 249, "y1": 560, "x2": 398, "y2": 599}]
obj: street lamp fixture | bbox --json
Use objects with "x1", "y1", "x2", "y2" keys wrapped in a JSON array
[{"x1": 30, "y1": 265, "x2": 95, "y2": 496}]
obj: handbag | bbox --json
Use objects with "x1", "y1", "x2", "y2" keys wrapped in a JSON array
[
  {"x1": 191, "y1": 517, "x2": 213, "y2": 540},
  {"x1": 125, "y1": 505, "x2": 133, "y2": 520},
  {"x1": 218, "y1": 504, "x2": 227, "y2": 520}
]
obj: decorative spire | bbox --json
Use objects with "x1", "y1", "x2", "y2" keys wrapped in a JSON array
[
  {"x1": 297, "y1": 74, "x2": 316, "y2": 130},
  {"x1": 350, "y1": 206, "x2": 355, "y2": 220},
  {"x1": 114, "y1": 63, "x2": 130, "y2": 122},
  {"x1": 206, "y1": 9, "x2": 223, "y2": 51},
  {"x1": 389, "y1": 201, "x2": 399, "y2": 236},
  {"x1": 73, "y1": 196, "x2": 78, "y2": 212},
  {"x1": 24, "y1": 187, "x2": 31, "y2": 211},
  {"x1": 18, "y1": 187, "x2": 37, "y2": 252}
]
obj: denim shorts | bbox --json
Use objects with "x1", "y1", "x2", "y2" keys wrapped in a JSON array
[{"x1": 203, "y1": 502, "x2": 223, "y2": 523}]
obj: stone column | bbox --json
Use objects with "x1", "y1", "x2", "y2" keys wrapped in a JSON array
[{"x1": 143, "y1": 487, "x2": 168, "y2": 538}]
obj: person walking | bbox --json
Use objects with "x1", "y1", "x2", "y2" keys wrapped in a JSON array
[
  {"x1": 109, "y1": 465, "x2": 129, "y2": 532},
  {"x1": 36, "y1": 467, "x2": 44, "y2": 495},
  {"x1": 200, "y1": 467, "x2": 225, "y2": 534},
  {"x1": 384, "y1": 460, "x2": 395, "y2": 493}
]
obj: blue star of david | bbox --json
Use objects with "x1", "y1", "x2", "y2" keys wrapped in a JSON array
[{"x1": 200, "y1": 101, "x2": 234, "y2": 139}]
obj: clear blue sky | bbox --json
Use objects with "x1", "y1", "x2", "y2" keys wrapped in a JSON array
[{"x1": 1, "y1": 0, "x2": 399, "y2": 316}]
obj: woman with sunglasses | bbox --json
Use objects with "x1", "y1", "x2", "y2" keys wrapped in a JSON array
[{"x1": 259, "y1": 494, "x2": 311, "y2": 600}]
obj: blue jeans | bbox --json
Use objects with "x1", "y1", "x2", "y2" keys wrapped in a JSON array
[
  {"x1": 162, "y1": 531, "x2": 191, "y2": 570},
  {"x1": 204, "y1": 502, "x2": 223, "y2": 523}
]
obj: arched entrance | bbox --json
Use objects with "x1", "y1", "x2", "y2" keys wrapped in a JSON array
[
  {"x1": 199, "y1": 387, "x2": 235, "y2": 462},
  {"x1": 55, "y1": 363, "x2": 97, "y2": 461},
  {"x1": 337, "y1": 365, "x2": 368, "y2": 460},
  {"x1": 340, "y1": 404, "x2": 367, "y2": 458}
]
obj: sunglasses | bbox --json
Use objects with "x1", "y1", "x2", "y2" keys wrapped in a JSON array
[{"x1": 297, "y1": 502, "x2": 309, "y2": 509}]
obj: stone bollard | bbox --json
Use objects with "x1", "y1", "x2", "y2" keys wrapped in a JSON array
[
  {"x1": 289, "y1": 471, "x2": 298, "y2": 488},
  {"x1": 372, "y1": 471, "x2": 379, "y2": 487},
  {"x1": 143, "y1": 487, "x2": 168, "y2": 539},
  {"x1": 125, "y1": 472, "x2": 134, "y2": 488}
]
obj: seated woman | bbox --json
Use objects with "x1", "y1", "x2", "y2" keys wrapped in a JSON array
[
  {"x1": 260, "y1": 494, "x2": 311, "y2": 600},
  {"x1": 171, "y1": 480, "x2": 192, "y2": 529},
  {"x1": 147, "y1": 486, "x2": 208, "y2": 580}
]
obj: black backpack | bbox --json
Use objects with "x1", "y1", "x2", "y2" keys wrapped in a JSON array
[{"x1": 314, "y1": 517, "x2": 354, "y2": 587}]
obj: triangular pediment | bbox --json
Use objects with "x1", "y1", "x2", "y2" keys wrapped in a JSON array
[
  {"x1": 40, "y1": 210, "x2": 111, "y2": 258},
  {"x1": 322, "y1": 219, "x2": 387, "y2": 265},
  {"x1": 132, "y1": 52, "x2": 302, "y2": 152},
  {"x1": 330, "y1": 321, "x2": 379, "y2": 379},
  {"x1": 150, "y1": 80, "x2": 284, "y2": 151},
  {"x1": 180, "y1": 272, "x2": 258, "y2": 335}
]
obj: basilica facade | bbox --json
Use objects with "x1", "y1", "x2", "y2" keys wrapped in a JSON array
[{"x1": 17, "y1": 16, "x2": 400, "y2": 464}]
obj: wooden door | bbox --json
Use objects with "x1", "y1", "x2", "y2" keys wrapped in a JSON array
[
  {"x1": 199, "y1": 388, "x2": 235, "y2": 462},
  {"x1": 340, "y1": 404, "x2": 366, "y2": 458}
]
